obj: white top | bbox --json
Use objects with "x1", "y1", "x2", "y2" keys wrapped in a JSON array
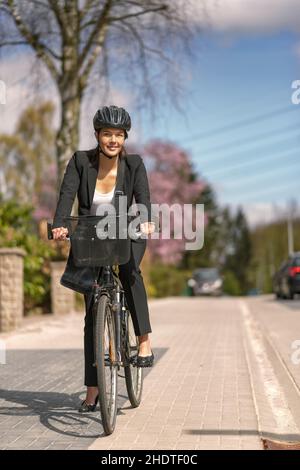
[{"x1": 90, "y1": 185, "x2": 116, "y2": 216}]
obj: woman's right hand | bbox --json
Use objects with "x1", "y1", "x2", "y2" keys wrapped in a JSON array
[{"x1": 52, "y1": 227, "x2": 69, "y2": 240}]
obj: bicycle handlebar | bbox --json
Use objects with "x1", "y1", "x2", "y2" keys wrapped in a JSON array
[
  {"x1": 47, "y1": 214, "x2": 159, "y2": 241},
  {"x1": 47, "y1": 223, "x2": 143, "y2": 241}
]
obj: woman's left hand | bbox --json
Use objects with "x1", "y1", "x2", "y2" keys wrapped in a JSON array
[{"x1": 140, "y1": 222, "x2": 156, "y2": 235}]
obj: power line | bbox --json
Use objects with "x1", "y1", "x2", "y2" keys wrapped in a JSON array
[
  {"x1": 185, "y1": 105, "x2": 298, "y2": 142},
  {"x1": 198, "y1": 134, "x2": 300, "y2": 168},
  {"x1": 227, "y1": 179, "x2": 300, "y2": 203},
  {"x1": 205, "y1": 147, "x2": 300, "y2": 178},
  {"x1": 188, "y1": 87, "x2": 293, "y2": 129},
  {"x1": 218, "y1": 159, "x2": 300, "y2": 191},
  {"x1": 188, "y1": 123, "x2": 300, "y2": 158}
]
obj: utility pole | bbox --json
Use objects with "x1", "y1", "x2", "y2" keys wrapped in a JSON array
[
  {"x1": 269, "y1": 242, "x2": 275, "y2": 278},
  {"x1": 287, "y1": 215, "x2": 294, "y2": 255},
  {"x1": 287, "y1": 200, "x2": 296, "y2": 256}
]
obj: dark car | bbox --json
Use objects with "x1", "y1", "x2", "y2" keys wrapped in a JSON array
[
  {"x1": 187, "y1": 268, "x2": 223, "y2": 296},
  {"x1": 273, "y1": 252, "x2": 300, "y2": 300}
]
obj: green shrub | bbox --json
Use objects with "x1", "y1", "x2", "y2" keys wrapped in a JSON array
[
  {"x1": 222, "y1": 270, "x2": 242, "y2": 296},
  {"x1": 0, "y1": 197, "x2": 55, "y2": 314},
  {"x1": 149, "y1": 263, "x2": 192, "y2": 298}
]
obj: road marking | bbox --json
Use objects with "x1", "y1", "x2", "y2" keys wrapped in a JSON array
[
  {"x1": 239, "y1": 300, "x2": 299, "y2": 435},
  {"x1": 0, "y1": 340, "x2": 6, "y2": 364}
]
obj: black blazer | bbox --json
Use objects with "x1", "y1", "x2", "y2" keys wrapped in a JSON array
[{"x1": 52, "y1": 145, "x2": 152, "y2": 237}]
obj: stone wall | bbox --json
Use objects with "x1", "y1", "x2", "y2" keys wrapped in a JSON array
[
  {"x1": 0, "y1": 248, "x2": 25, "y2": 332},
  {"x1": 50, "y1": 261, "x2": 75, "y2": 315}
]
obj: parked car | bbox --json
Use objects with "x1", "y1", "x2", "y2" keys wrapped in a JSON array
[
  {"x1": 273, "y1": 252, "x2": 300, "y2": 300},
  {"x1": 187, "y1": 268, "x2": 223, "y2": 296}
]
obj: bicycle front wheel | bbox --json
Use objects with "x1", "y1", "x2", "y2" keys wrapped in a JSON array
[
  {"x1": 95, "y1": 293, "x2": 118, "y2": 435},
  {"x1": 124, "y1": 309, "x2": 143, "y2": 407}
]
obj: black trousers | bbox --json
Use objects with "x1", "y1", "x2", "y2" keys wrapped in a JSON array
[{"x1": 83, "y1": 239, "x2": 152, "y2": 387}]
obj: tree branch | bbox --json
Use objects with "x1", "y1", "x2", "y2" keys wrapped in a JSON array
[
  {"x1": 21, "y1": 0, "x2": 51, "y2": 10},
  {"x1": 78, "y1": 0, "x2": 98, "y2": 22},
  {"x1": 78, "y1": 0, "x2": 112, "y2": 72},
  {"x1": 6, "y1": 0, "x2": 60, "y2": 81},
  {"x1": 107, "y1": 5, "x2": 168, "y2": 23},
  {"x1": 80, "y1": 4, "x2": 168, "y2": 30},
  {"x1": 121, "y1": 20, "x2": 173, "y2": 65},
  {"x1": 0, "y1": 40, "x2": 29, "y2": 47},
  {"x1": 38, "y1": 42, "x2": 62, "y2": 61},
  {"x1": 0, "y1": 37, "x2": 62, "y2": 62},
  {"x1": 79, "y1": 29, "x2": 107, "y2": 92},
  {"x1": 121, "y1": 23, "x2": 156, "y2": 106},
  {"x1": 48, "y1": 0, "x2": 68, "y2": 34}
]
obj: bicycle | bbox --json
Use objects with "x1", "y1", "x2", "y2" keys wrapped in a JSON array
[{"x1": 47, "y1": 209, "x2": 157, "y2": 435}]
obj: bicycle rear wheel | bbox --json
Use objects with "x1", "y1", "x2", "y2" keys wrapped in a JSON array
[
  {"x1": 95, "y1": 293, "x2": 118, "y2": 435},
  {"x1": 124, "y1": 309, "x2": 143, "y2": 407}
]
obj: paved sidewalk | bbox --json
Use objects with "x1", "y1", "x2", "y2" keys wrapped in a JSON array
[
  {"x1": 90, "y1": 297, "x2": 261, "y2": 450},
  {"x1": 0, "y1": 312, "x2": 100, "y2": 450},
  {"x1": 0, "y1": 302, "x2": 157, "y2": 450},
  {"x1": 2, "y1": 295, "x2": 299, "y2": 450}
]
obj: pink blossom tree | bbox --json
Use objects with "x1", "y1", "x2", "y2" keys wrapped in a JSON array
[{"x1": 143, "y1": 140, "x2": 206, "y2": 265}]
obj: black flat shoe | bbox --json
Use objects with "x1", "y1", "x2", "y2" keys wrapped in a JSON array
[
  {"x1": 78, "y1": 395, "x2": 99, "y2": 413},
  {"x1": 136, "y1": 351, "x2": 154, "y2": 368}
]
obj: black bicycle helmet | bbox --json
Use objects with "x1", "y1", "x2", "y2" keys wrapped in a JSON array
[{"x1": 93, "y1": 105, "x2": 131, "y2": 139}]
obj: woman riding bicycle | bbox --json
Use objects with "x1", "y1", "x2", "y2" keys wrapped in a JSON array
[{"x1": 51, "y1": 105, "x2": 155, "y2": 412}]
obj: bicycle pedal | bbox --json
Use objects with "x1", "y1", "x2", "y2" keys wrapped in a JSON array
[
  {"x1": 101, "y1": 354, "x2": 110, "y2": 366},
  {"x1": 129, "y1": 355, "x2": 138, "y2": 366}
]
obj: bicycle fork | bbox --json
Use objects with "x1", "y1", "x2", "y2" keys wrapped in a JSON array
[{"x1": 112, "y1": 283, "x2": 127, "y2": 367}]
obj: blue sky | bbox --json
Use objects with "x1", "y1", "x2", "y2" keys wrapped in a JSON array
[{"x1": 143, "y1": 30, "x2": 300, "y2": 219}]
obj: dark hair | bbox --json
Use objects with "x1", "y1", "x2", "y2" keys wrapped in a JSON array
[
  {"x1": 120, "y1": 146, "x2": 127, "y2": 158},
  {"x1": 97, "y1": 127, "x2": 128, "y2": 140}
]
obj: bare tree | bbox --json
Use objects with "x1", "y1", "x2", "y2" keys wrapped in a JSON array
[{"x1": 0, "y1": 0, "x2": 202, "y2": 183}]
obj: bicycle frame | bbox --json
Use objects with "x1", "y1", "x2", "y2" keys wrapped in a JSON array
[{"x1": 91, "y1": 265, "x2": 128, "y2": 368}]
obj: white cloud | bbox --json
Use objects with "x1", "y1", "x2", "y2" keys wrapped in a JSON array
[
  {"x1": 0, "y1": 51, "x2": 136, "y2": 149},
  {"x1": 182, "y1": 0, "x2": 300, "y2": 34},
  {"x1": 0, "y1": 50, "x2": 59, "y2": 133}
]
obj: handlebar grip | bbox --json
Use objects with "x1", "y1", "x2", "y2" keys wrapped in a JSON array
[
  {"x1": 47, "y1": 222, "x2": 53, "y2": 240},
  {"x1": 47, "y1": 222, "x2": 70, "y2": 241}
]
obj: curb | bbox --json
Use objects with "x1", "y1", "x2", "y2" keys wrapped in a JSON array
[{"x1": 241, "y1": 300, "x2": 300, "y2": 442}]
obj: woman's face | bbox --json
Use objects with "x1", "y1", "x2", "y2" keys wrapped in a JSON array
[{"x1": 96, "y1": 127, "x2": 125, "y2": 157}]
